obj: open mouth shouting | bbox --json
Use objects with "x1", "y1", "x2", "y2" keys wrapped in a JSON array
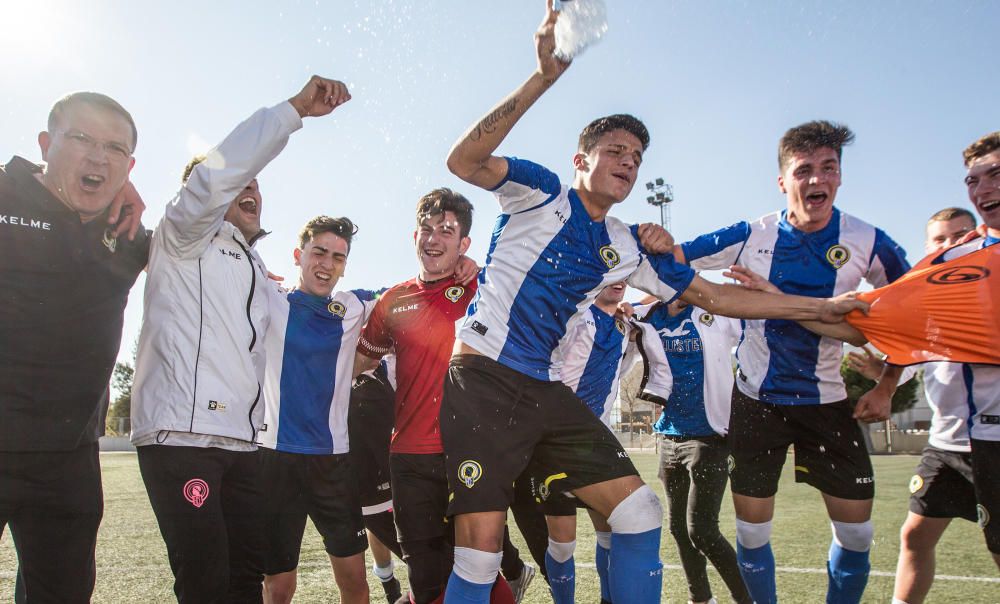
[
  {"x1": 79, "y1": 173, "x2": 106, "y2": 192},
  {"x1": 237, "y1": 195, "x2": 258, "y2": 216},
  {"x1": 805, "y1": 191, "x2": 829, "y2": 207}
]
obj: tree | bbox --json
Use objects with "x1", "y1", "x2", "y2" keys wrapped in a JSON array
[
  {"x1": 107, "y1": 344, "x2": 136, "y2": 435},
  {"x1": 841, "y1": 357, "x2": 920, "y2": 414}
]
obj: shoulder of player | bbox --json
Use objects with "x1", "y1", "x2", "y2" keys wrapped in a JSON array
[{"x1": 941, "y1": 238, "x2": 983, "y2": 261}]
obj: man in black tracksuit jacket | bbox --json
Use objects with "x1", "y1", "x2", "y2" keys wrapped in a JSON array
[{"x1": 0, "y1": 92, "x2": 147, "y2": 603}]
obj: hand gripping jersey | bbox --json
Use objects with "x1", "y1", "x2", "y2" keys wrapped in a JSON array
[
  {"x1": 258, "y1": 287, "x2": 380, "y2": 455},
  {"x1": 460, "y1": 157, "x2": 695, "y2": 381},
  {"x1": 557, "y1": 305, "x2": 631, "y2": 424},
  {"x1": 633, "y1": 303, "x2": 741, "y2": 437},
  {"x1": 358, "y1": 276, "x2": 477, "y2": 454},
  {"x1": 681, "y1": 208, "x2": 909, "y2": 405}
]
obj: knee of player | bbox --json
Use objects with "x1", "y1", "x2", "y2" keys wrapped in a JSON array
[
  {"x1": 607, "y1": 484, "x2": 663, "y2": 535},
  {"x1": 666, "y1": 513, "x2": 690, "y2": 539},
  {"x1": 263, "y1": 573, "x2": 297, "y2": 604},
  {"x1": 898, "y1": 516, "x2": 939, "y2": 551},
  {"x1": 687, "y1": 520, "x2": 724, "y2": 551},
  {"x1": 831, "y1": 520, "x2": 874, "y2": 553}
]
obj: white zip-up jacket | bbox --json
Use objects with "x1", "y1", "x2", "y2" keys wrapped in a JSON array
[{"x1": 131, "y1": 102, "x2": 302, "y2": 445}]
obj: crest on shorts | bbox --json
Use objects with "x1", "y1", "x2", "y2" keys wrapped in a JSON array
[
  {"x1": 908, "y1": 474, "x2": 924, "y2": 494},
  {"x1": 825, "y1": 245, "x2": 850, "y2": 269},
  {"x1": 327, "y1": 301, "x2": 347, "y2": 317},
  {"x1": 598, "y1": 245, "x2": 620, "y2": 269},
  {"x1": 727, "y1": 455, "x2": 735, "y2": 474},
  {"x1": 978, "y1": 504, "x2": 991, "y2": 529},
  {"x1": 444, "y1": 286, "x2": 465, "y2": 303},
  {"x1": 102, "y1": 228, "x2": 118, "y2": 253},
  {"x1": 183, "y1": 478, "x2": 210, "y2": 509},
  {"x1": 699, "y1": 312, "x2": 715, "y2": 327},
  {"x1": 458, "y1": 460, "x2": 483, "y2": 489}
]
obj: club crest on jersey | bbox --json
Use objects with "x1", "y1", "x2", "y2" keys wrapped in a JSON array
[
  {"x1": 909, "y1": 474, "x2": 924, "y2": 494},
  {"x1": 825, "y1": 245, "x2": 850, "y2": 269},
  {"x1": 699, "y1": 313, "x2": 715, "y2": 326},
  {"x1": 102, "y1": 228, "x2": 118, "y2": 253},
  {"x1": 598, "y1": 245, "x2": 620, "y2": 269},
  {"x1": 614, "y1": 319, "x2": 627, "y2": 336},
  {"x1": 444, "y1": 286, "x2": 465, "y2": 303},
  {"x1": 978, "y1": 504, "x2": 990, "y2": 529},
  {"x1": 327, "y1": 301, "x2": 347, "y2": 317},
  {"x1": 458, "y1": 460, "x2": 483, "y2": 488}
]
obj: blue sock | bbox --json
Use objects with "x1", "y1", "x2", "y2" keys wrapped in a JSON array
[
  {"x1": 826, "y1": 542, "x2": 870, "y2": 604},
  {"x1": 736, "y1": 541, "x2": 777, "y2": 604},
  {"x1": 608, "y1": 529, "x2": 663, "y2": 604},
  {"x1": 444, "y1": 570, "x2": 492, "y2": 604},
  {"x1": 545, "y1": 551, "x2": 576, "y2": 604},
  {"x1": 595, "y1": 542, "x2": 611, "y2": 602}
]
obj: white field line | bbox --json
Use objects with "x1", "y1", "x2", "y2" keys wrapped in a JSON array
[{"x1": 2, "y1": 561, "x2": 997, "y2": 583}]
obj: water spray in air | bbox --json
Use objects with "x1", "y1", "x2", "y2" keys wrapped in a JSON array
[{"x1": 552, "y1": 0, "x2": 608, "y2": 61}]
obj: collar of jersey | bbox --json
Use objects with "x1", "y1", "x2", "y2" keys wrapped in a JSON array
[{"x1": 778, "y1": 207, "x2": 840, "y2": 241}]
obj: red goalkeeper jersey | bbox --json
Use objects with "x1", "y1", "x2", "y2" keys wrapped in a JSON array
[{"x1": 358, "y1": 276, "x2": 477, "y2": 454}]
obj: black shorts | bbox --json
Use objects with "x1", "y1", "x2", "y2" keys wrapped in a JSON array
[
  {"x1": 0, "y1": 443, "x2": 103, "y2": 603},
  {"x1": 908, "y1": 446, "x2": 977, "y2": 521},
  {"x1": 363, "y1": 509, "x2": 402, "y2": 559},
  {"x1": 259, "y1": 448, "x2": 367, "y2": 573},
  {"x1": 440, "y1": 355, "x2": 638, "y2": 516},
  {"x1": 729, "y1": 388, "x2": 874, "y2": 500},
  {"x1": 970, "y1": 438, "x2": 1000, "y2": 554},
  {"x1": 390, "y1": 453, "x2": 451, "y2": 544},
  {"x1": 349, "y1": 373, "x2": 395, "y2": 510},
  {"x1": 522, "y1": 461, "x2": 584, "y2": 517}
]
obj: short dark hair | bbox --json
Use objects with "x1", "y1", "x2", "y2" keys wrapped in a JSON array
[
  {"x1": 416, "y1": 188, "x2": 474, "y2": 238},
  {"x1": 298, "y1": 216, "x2": 358, "y2": 253},
  {"x1": 181, "y1": 154, "x2": 207, "y2": 183},
  {"x1": 927, "y1": 207, "x2": 976, "y2": 225},
  {"x1": 963, "y1": 131, "x2": 1000, "y2": 167},
  {"x1": 48, "y1": 92, "x2": 137, "y2": 151},
  {"x1": 578, "y1": 114, "x2": 650, "y2": 153},
  {"x1": 778, "y1": 120, "x2": 855, "y2": 172}
]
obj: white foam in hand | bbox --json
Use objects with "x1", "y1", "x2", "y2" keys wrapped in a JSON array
[{"x1": 553, "y1": 0, "x2": 608, "y2": 61}]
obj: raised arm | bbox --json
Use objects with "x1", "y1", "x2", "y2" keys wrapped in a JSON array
[
  {"x1": 446, "y1": 1, "x2": 570, "y2": 189},
  {"x1": 161, "y1": 76, "x2": 349, "y2": 259}
]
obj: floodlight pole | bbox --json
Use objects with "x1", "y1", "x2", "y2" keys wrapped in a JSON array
[{"x1": 644, "y1": 177, "x2": 674, "y2": 231}]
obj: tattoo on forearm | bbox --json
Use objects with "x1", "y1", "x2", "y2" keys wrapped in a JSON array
[{"x1": 470, "y1": 98, "x2": 518, "y2": 141}]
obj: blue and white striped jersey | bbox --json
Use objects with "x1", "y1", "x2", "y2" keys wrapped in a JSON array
[
  {"x1": 259, "y1": 287, "x2": 380, "y2": 454},
  {"x1": 558, "y1": 305, "x2": 631, "y2": 425},
  {"x1": 921, "y1": 363, "x2": 971, "y2": 452},
  {"x1": 934, "y1": 236, "x2": 1000, "y2": 442},
  {"x1": 681, "y1": 209, "x2": 909, "y2": 405},
  {"x1": 460, "y1": 157, "x2": 695, "y2": 381},
  {"x1": 636, "y1": 303, "x2": 741, "y2": 437}
]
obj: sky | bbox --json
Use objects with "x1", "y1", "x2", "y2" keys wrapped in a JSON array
[{"x1": 2, "y1": 0, "x2": 998, "y2": 362}]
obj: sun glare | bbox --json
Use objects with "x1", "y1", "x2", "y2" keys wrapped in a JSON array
[{"x1": 0, "y1": 2, "x2": 72, "y2": 72}]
